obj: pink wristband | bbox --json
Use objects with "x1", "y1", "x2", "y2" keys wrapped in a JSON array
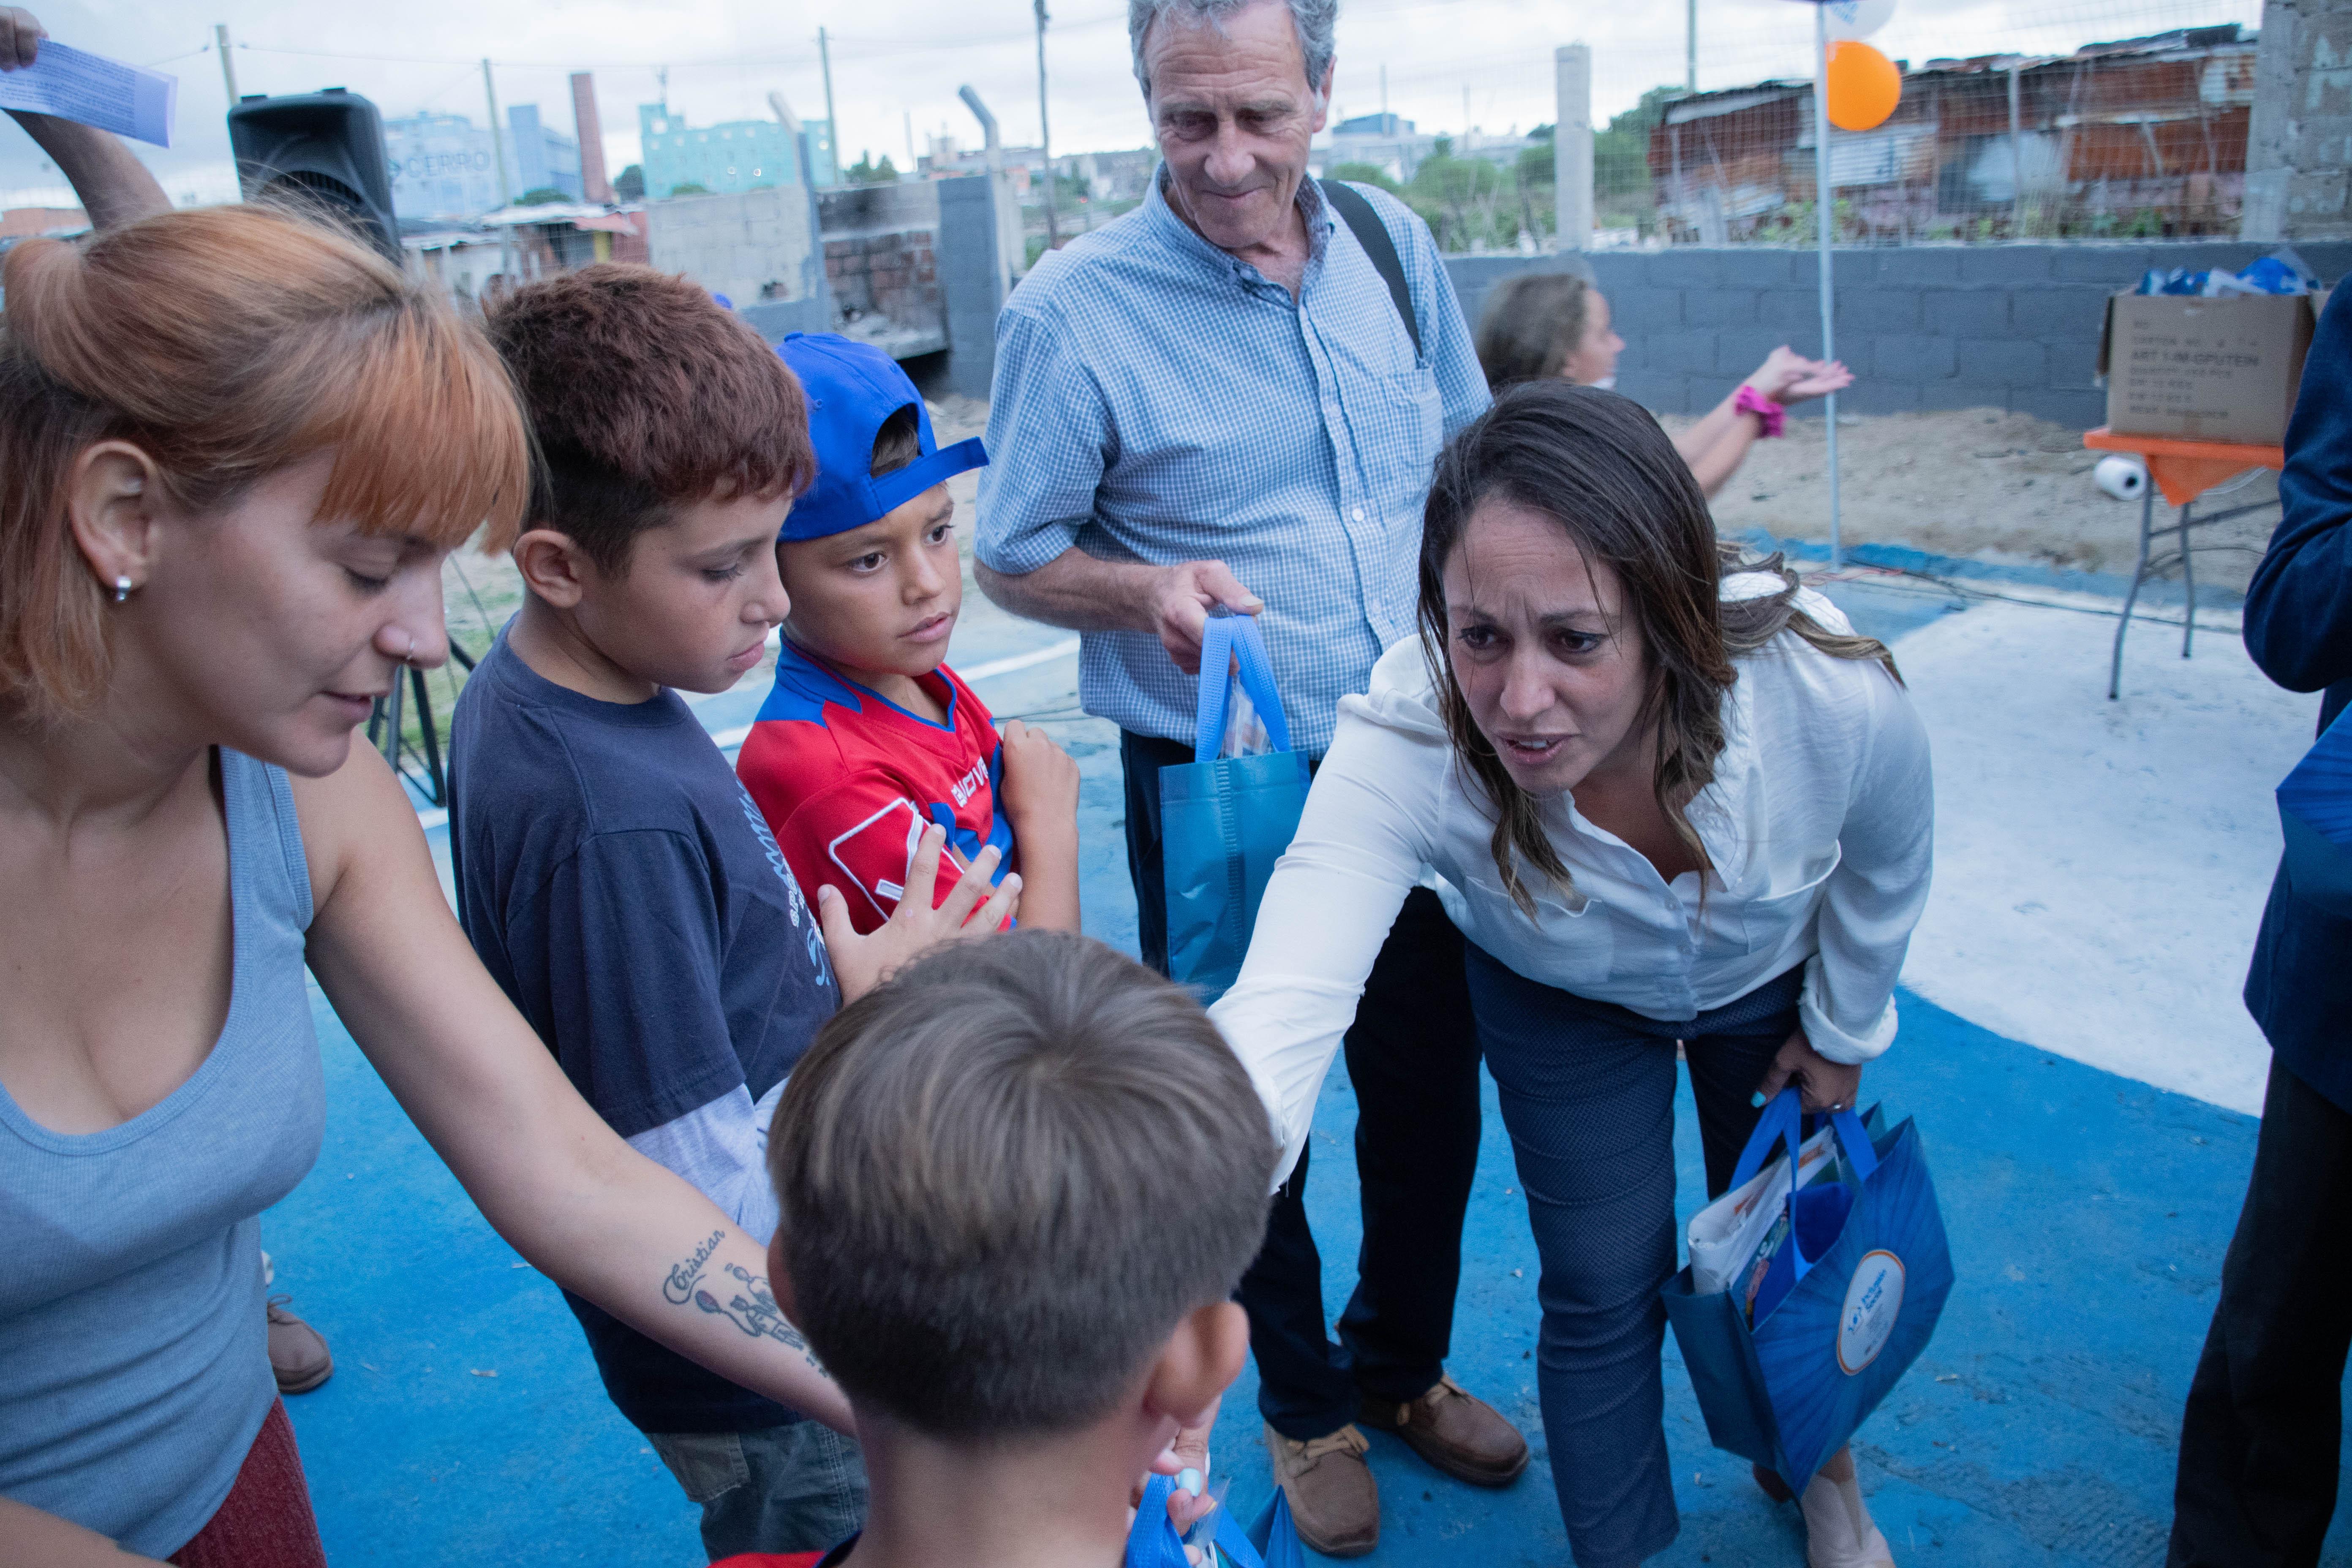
[{"x1": 1735, "y1": 384, "x2": 1787, "y2": 438}]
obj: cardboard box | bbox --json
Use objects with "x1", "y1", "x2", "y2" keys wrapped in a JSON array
[{"x1": 2097, "y1": 291, "x2": 2319, "y2": 446}]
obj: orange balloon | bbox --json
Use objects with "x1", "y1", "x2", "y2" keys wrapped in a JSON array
[{"x1": 1825, "y1": 40, "x2": 1901, "y2": 131}]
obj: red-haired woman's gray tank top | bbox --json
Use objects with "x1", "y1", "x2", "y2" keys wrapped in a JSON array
[{"x1": 0, "y1": 749, "x2": 324, "y2": 1555}]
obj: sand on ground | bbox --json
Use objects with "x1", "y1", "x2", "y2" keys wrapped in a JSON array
[{"x1": 1680, "y1": 405, "x2": 2280, "y2": 594}]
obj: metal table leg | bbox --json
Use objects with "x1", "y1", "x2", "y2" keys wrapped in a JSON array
[
  {"x1": 2179, "y1": 498, "x2": 2197, "y2": 659},
  {"x1": 2110, "y1": 482, "x2": 2156, "y2": 700}
]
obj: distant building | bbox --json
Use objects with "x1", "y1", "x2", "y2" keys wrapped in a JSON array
[
  {"x1": 638, "y1": 105, "x2": 837, "y2": 198},
  {"x1": 0, "y1": 204, "x2": 85, "y2": 240},
  {"x1": 385, "y1": 106, "x2": 583, "y2": 220},
  {"x1": 1073, "y1": 148, "x2": 1156, "y2": 202},
  {"x1": 1310, "y1": 112, "x2": 1532, "y2": 185},
  {"x1": 386, "y1": 112, "x2": 501, "y2": 220},
  {"x1": 1315, "y1": 112, "x2": 1435, "y2": 182},
  {"x1": 1645, "y1": 24, "x2": 2261, "y2": 243},
  {"x1": 506, "y1": 104, "x2": 583, "y2": 201}
]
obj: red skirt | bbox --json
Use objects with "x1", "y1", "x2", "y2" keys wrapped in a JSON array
[{"x1": 169, "y1": 1398, "x2": 328, "y2": 1568}]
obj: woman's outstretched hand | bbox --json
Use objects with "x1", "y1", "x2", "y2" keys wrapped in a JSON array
[
  {"x1": 1744, "y1": 346, "x2": 1855, "y2": 407},
  {"x1": 1755, "y1": 1026, "x2": 1862, "y2": 1114}
]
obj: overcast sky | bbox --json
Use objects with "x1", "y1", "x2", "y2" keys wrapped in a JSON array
[{"x1": 1, "y1": 0, "x2": 2262, "y2": 207}]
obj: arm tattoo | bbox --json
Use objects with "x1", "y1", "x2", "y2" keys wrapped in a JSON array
[
  {"x1": 692, "y1": 1262, "x2": 809, "y2": 1351},
  {"x1": 662, "y1": 1230, "x2": 727, "y2": 1306},
  {"x1": 661, "y1": 1233, "x2": 830, "y2": 1374}
]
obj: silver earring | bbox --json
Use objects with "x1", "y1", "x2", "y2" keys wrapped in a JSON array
[{"x1": 112, "y1": 576, "x2": 133, "y2": 603}]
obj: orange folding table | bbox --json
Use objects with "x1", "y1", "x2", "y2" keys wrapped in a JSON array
[{"x1": 2082, "y1": 427, "x2": 2287, "y2": 699}]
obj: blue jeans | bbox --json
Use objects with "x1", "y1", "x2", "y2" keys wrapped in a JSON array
[
  {"x1": 1467, "y1": 946, "x2": 1797, "y2": 1568},
  {"x1": 646, "y1": 1420, "x2": 867, "y2": 1560},
  {"x1": 1122, "y1": 730, "x2": 1484, "y2": 1438}
]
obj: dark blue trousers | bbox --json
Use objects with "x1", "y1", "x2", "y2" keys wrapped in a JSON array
[
  {"x1": 1467, "y1": 946, "x2": 1797, "y2": 1568},
  {"x1": 1121, "y1": 730, "x2": 1482, "y2": 1437}
]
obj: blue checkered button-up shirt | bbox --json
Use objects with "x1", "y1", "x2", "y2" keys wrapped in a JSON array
[{"x1": 975, "y1": 173, "x2": 1489, "y2": 756}]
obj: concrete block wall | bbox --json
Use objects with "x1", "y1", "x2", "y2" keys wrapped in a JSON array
[
  {"x1": 643, "y1": 187, "x2": 817, "y2": 309},
  {"x1": 825, "y1": 231, "x2": 940, "y2": 332},
  {"x1": 937, "y1": 174, "x2": 1012, "y2": 399},
  {"x1": 1446, "y1": 241, "x2": 2352, "y2": 427}
]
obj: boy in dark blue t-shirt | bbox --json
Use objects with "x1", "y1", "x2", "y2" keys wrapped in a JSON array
[{"x1": 452, "y1": 266, "x2": 1018, "y2": 1560}]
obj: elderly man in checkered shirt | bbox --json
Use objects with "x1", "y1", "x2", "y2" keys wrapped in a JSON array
[{"x1": 972, "y1": 0, "x2": 1516, "y2": 1552}]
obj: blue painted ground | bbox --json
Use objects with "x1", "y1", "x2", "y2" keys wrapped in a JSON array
[{"x1": 277, "y1": 580, "x2": 2352, "y2": 1566}]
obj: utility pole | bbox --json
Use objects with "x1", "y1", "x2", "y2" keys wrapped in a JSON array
[
  {"x1": 904, "y1": 110, "x2": 915, "y2": 173},
  {"x1": 1686, "y1": 0, "x2": 1697, "y2": 93},
  {"x1": 1380, "y1": 63, "x2": 1388, "y2": 124},
  {"x1": 1811, "y1": 6, "x2": 1840, "y2": 569},
  {"x1": 215, "y1": 23, "x2": 237, "y2": 104},
  {"x1": 483, "y1": 59, "x2": 514, "y2": 280},
  {"x1": 1034, "y1": 0, "x2": 1058, "y2": 246},
  {"x1": 818, "y1": 28, "x2": 839, "y2": 188},
  {"x1": 2006, "y1": 60, "x2": 2024, "y2": 234}
]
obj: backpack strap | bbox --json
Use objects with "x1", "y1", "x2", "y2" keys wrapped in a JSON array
[{"x1": 1319, "y1": 178, "x2": 1421, "y2": 360}]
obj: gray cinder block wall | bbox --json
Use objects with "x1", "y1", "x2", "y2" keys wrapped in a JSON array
[
  {"x1": 1448, "y1": 240, "x2": 2352, "y2": 427},
  {"x1": 936, "y1": 174, "x2": 1014, "y2": 399},
  {"x1": 2244, "y1": 0, "x2": 2352, "y2": 240}
]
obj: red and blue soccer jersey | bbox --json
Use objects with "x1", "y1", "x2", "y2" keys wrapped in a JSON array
[{"x1": 736, "y1": 638, "x2": 1016, "y2": 935}]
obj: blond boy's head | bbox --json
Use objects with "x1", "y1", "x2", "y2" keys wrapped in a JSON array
[{"x1": 767, "y1": 931, "x2": 1275, "y2": 1440}]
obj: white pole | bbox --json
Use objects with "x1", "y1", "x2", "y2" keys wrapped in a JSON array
[{"x1": 1813, "y1": 5, "x2": 1840, "y2": 570}]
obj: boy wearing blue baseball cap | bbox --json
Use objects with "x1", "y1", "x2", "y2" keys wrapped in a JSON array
[{"x1": 738, "y1": 334, "x2": 1081, "y2": 934}]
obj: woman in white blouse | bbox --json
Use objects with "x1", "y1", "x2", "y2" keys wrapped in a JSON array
[{"x1": 1210, "y1": 383, "x2": 1930, "y2": 1568}]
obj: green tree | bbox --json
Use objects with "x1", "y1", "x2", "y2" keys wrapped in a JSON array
[
  {"x1": 667, "y1": 181, "x2": 712, "y2": 197},
  {"x1": 613, "y1": 163, "x2": 645, "y2": 201},
  {"x1": 1324, "y1": 160, "x2": 1400, "y2": 193},
  {"x1": 517, "y1": 186, "x2": 570, "y2": 206},
  {"x1": 1594, "y1": 85, "x2": 1679, "y2": 223},
  {"x1": 1405, "y1": 148, "x2": 1512, "y2": 253},
  {"x1": 845, "y1": 152, "x2": 898, "y2": 185}
]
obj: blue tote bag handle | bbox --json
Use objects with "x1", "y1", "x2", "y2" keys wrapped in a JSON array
[
  {"x1": 1128, "y1": 1475, "x2": 1285, "y2": 1568},
  {"x1": 1725, "y1": 1089, "x2": 1879, "y2": 1292},
  {"x1": 1193, "y1": 612, "x2": 1293, "y2": 763},
  {"x1": 1729, "y1": 1089, "x2": 1878, "y2": 1194}
]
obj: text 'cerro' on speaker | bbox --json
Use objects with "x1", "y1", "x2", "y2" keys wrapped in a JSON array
[{"x1": 227, "y1": 87, "x2": 401, "y2": 264}]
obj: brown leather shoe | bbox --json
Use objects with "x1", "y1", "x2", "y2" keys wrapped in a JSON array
[
  {"x1": 267, "y1": 1295, "x2": 332, "y2": 1395},
  {"x1": 1358, "y1": 1374, "x2": 1529, "y2": 1486},
  {"x1": 1266, "y1": 1421, "x2": 1378, "y2": 1558}
]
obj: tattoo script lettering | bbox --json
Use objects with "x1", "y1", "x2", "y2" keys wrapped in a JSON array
[{"x1": 663, "y1": 1230, "x2": 727, "y2": 1306}]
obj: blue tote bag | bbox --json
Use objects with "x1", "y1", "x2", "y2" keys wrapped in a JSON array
[
  {"x1": 1661, "y1": 1089, "x2": 1955, "y2": 1492},
  {"x1": 1162, "y1": 614, "x2": 1310, "y2": 1000},
  {"x1": 1127, "y1": 1475, "x2": 1304, "y2": 1568},
  {"x1": 2278, "y1": 704, "x2": 2352, "y2": 920}
]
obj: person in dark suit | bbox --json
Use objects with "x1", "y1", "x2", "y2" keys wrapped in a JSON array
[{"x1": 2170, "y1": 283, "x2": 2352, "y2": 1568}]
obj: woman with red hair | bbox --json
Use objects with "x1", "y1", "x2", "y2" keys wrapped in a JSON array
[{"x1": 0, "y1": 52, "x2": 987, "y2": 1567}]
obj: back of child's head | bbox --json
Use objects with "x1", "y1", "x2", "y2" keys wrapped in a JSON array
[
  {"x1": 768, "y1": 930, "x2": 1275, "y2": 1441},
  {"x1": 485, "y1": 265, "x2": 812, "y2": 573}
]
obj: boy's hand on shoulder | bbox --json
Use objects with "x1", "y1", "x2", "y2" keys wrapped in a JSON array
[
  {"x1": 996, "y1": 719, "x2": 1080, "y2": 836},
  {"x1": 817, "y1": 825, "x2": 1018, "y2": 1002}
]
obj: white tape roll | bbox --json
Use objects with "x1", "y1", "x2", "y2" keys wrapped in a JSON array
[{"x1": 2095, "y1": 454, "x2": 2148, "y2": 502}]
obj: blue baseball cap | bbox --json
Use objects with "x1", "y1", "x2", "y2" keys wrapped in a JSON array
[{"x1": 778, "y1": 332, "x2": 988, "y2": 542}]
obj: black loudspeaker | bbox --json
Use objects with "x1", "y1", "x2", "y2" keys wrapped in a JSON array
[{"x1": 228, "y1": 87, "x2": 401, "y2": 262}]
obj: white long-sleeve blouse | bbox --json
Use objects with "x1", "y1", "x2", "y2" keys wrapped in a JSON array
[{"x1": 1208, "y1": 582, "x2": 1934, "y2": 1184}]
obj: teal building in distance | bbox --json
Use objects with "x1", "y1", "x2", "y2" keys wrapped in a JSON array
[{"x1": 637, "y1": 104, "x2": 838, "y2": 196}]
